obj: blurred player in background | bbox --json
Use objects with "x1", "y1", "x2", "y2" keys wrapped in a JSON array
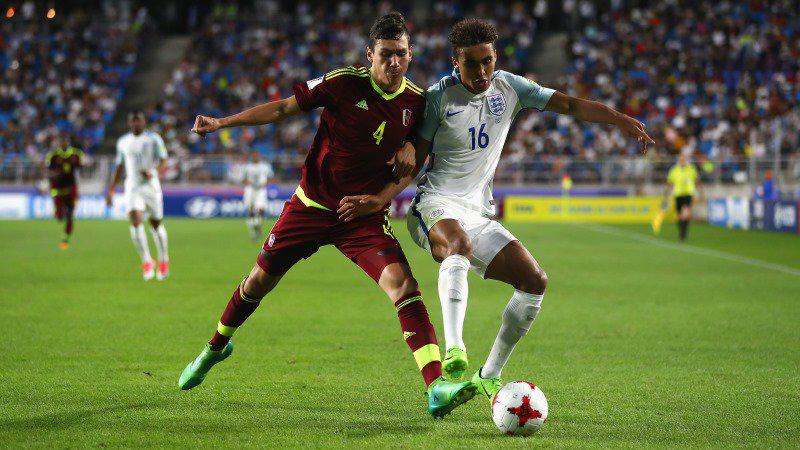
[
  {"x1": 44, "y1": 135, "x2": 83, "y2": 249},
  {"x1": 666, "y1": 153, "x2": 699, "y2": 242},
  {"x1": 179, "y1": 12, "x2": 477, "y2": 418},
  {"x1": 241, "y1": 151, "x2": 274, "y2": 241},
  {"x1": 340, "y1": 18, "x2": 654, "y2": 403},
  {"x1": 106, "y1": 111, "x2": 170, "y2": 280}
]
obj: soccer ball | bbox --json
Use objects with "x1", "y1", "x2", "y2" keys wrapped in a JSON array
[{"x1": 491, "y1": 381, "x2": 548, "y2": 436}]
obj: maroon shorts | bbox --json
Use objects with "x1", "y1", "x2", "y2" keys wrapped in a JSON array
[
  {"x1": 257, "y1": 196, "x2": 408, "y2": 282},
  {"x1": 53, "y1": 187, "x2": 77, "y2": 220}
]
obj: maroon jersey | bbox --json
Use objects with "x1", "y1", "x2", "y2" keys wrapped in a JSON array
[
  {"x1": 47, "y1": 147, "x2": 83, "y2": 195},
  {"x1": 292, "y1": 65, "x2": 426, "y2": 211}
]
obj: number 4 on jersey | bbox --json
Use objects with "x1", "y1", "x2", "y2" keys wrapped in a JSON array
[
  {"x1": 469, "y1": 124, "x2": 489, "y2": 150},
  {"x1": 373, "y1": 121, "x2": 386, "y2": 145}
]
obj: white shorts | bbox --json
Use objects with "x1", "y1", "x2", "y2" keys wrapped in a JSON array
[
  {"x1": 406, "y1": 193, "x2": 516, "y2": 277},
  {"x1": 125, "y1": 184, "x2": 163, "y2": 220},
  {"x1": 243, "y1": 186, "x2": 267, "y2": 211}
]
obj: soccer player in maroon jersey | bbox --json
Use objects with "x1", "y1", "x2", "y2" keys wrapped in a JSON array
[
  {"x1": 178, "y1": 12, "x2": 476, "y2": 417},
  {"x1": 44, "y1": 135, "x2": 83, "y2": 249}
]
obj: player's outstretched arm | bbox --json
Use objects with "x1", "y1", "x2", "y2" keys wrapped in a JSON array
[
  {"x1": 337, "y1": 138, "x2": 430, "y2": 222},
  {"x1": 191, "y1": 96, "x2": 301, "y2": 138},
  {"x1": 545, "y1": 91, "x2": 655, "y2": 154}
]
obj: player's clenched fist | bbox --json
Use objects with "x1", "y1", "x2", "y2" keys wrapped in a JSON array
[
  {"x1": 391, "y1": 142, "x2": 416, "y2": 180},
  {"x1": 192, "y1": 115, "x2": 222, "y2": 138}
]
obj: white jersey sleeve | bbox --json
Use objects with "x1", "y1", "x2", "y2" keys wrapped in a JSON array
[
  {"x1": 419, "y1": 81, "x2": 445, "y2": 142},
  {"x1": 495, "y1": 71, "x2": 555, "y2": 111},
  {"x1": 152, "y1": 132, "x2": 168, "y2": 160}
]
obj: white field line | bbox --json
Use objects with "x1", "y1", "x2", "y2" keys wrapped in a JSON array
[{"x1": 572, "y1": 223, "x2": 800, "y2": 278}]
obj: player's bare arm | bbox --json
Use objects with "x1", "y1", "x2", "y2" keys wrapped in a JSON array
[
  {"x1": 144, "y1": 157, "x2": 168, "y2": 180},
  {"x1": 191, "y1": 96, "x2": 301, "y2": 137},
  {"x1": 337, "y1": 138, "x2": 430, "y2": 222},
  {"x1": 544, "y1": 91, "x2": 655, "y2": 153},
  {"x1": 106, "y1": 164, "x2": 124, "y2": 207},
  {"x1": 392, "y1": 140, "x2": 416, "y2": 179}
]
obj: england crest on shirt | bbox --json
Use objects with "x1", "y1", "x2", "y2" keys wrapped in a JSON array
[{"x1": 487, "y1": 92, "x2": 507, "y2": 116}]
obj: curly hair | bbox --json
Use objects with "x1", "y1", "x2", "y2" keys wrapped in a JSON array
[
  {"x1": 448, "y1": 18, "x2": 498, "y2": 56},
  {"x1": 368, "y1": 12, "x2": 409, "y2": 49}
]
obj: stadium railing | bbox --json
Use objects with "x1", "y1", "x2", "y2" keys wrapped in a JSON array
[{"x1": 1, "y1": 155, "x2": 798, "y2": 191}]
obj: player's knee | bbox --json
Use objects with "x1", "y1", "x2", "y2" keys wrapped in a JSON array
[
  {"x1": 391, "y1": 275, "x2": 419, "y2": 299},
  {"x1": 149, "y1": 219, "x2": 161, "y2": 229},
  {"x1": 244, "y1": 265, "x2": 281, "y2": 298},
  {"x1": 380, "y1": 266, "x2": 419, "y2": 300},
  {"x1": 447, "y1": 234, "x2": 472, "y2": 259},
  {"x1": 401, "y1": 276, "x2": 419, "y2": 296},
  {"x1": 517, "y1": 266, "x2": 548, "y2": 295}
]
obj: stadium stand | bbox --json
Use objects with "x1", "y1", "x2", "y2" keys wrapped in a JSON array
[
  {"x1": 1, "y1": 1, "x2": 798, "y2": 188},
  {"x1": 498, "y1": 0, "x2": 800, "y2": 184},
  {"x1": 0, "y1": 2, "x2": 148, "y2": 177}
]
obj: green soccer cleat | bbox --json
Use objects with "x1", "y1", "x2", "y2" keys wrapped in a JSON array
[
  {"x1": 471, "y1": 367, "x2": 503, "y2": 403},
  {"x1": 178, "y1": 342, "x2": 234, "y2": 390},
  {"x1": 442, "y1": 347, "x2": 469, "y2": 380},
  {"x1": 426, "y1": 376, "x2": 477, "y2": 418}
]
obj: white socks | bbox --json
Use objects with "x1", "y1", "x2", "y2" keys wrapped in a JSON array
[
  {"x1": 482, "y1": 289, "x2": 544, "y2": 379},
  {"x1": 438, "y1": 254, "x2": 470, "y2": 351},
  {"x1": 150, "y1": 224, "x2": 169, "y2": 262},
  {"x1": 129, "y1": 224, "x2": 151, "y2": 263}
]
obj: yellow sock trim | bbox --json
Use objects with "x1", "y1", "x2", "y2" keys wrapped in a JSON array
[
  {"x1": 239, "y1": 281, "x2": 259, "y2": 303},
  {"x1": 395, "y1": 295, "x2": 422, "y2": 311},
  {"x1": 412, "y1": 343, "x2": 441, "y2": 370},
  {"x1": 217, "y1": 322, "x2": 237, "y2": 337}
]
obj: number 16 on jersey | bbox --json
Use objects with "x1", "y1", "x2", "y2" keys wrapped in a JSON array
[{"x1": 469, "y1": 124, "x2": 489, "y2": 150}]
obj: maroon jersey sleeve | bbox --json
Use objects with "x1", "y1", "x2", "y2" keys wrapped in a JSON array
[{"x1": 292, "y1": 73, "x2": 341, "y2": 111}]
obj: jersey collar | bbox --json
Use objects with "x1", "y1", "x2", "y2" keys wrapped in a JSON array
[{"x1": 369, "y1": 69, "x2": 407, "y2": 101}]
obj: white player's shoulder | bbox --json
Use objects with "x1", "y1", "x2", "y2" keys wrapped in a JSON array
[
  {"x1": 144, "y1": 130, "x2": 162, "y2": 141},
  {"x1": 117, "y1": 132, "x2": 132, "y2": 145},
  {"x1": 427, "y1": 74, "x2": 459, "y2": 97},
  {"x1": 491, "y1": 70, "x2": 519, "y2": 87}
]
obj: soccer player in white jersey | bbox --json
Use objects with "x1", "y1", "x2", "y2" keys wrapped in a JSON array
[
  {"x1": 338, "y1": 19, "x2": 654, "y2": 403},
  {"x1": 106, "y1": 111, "x2": 170, "y2": 281},
  {"x1": 241, "y1": 151, "x2": 274, "y2": 241}
]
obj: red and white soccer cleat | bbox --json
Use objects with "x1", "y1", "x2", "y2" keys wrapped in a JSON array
[
  {"x1": 157, "y1": 260, "x2": 169, "y2": 281},
  {"x1": 142, "y1": 259, "x2": 156, "y2": 281}
]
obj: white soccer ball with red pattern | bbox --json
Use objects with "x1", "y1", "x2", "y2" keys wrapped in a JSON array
[{"x1": 491, "y1": 381, "x2": 548, "y2": 436}]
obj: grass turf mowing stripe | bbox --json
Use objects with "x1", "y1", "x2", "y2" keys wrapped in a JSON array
[{"x1": 575, "y1": 223, "x2": 800, "y2": 278}]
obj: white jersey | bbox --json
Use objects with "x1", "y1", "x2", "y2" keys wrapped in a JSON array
[
  {"x1": 417, "y1": 70, "x2": 555, "y2": 215},
  {"x1": 242, "y1": 161, "x2": 273, "y2": 189},
  {"x1": 115, "y1": 131, "x2": 168, "y2": 190}
]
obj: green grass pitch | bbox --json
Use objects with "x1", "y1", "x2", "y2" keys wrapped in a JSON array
[{"x1": 1, "y1": 218, "x2": 798, "y2": 447}]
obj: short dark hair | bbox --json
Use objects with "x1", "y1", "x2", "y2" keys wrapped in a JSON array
[
  {"x1": 368, "y1": 12, "x2": 409, "y2": 49},
  {"x1": 448, "y1": 18, "x2": 498, "y2": 56}
]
